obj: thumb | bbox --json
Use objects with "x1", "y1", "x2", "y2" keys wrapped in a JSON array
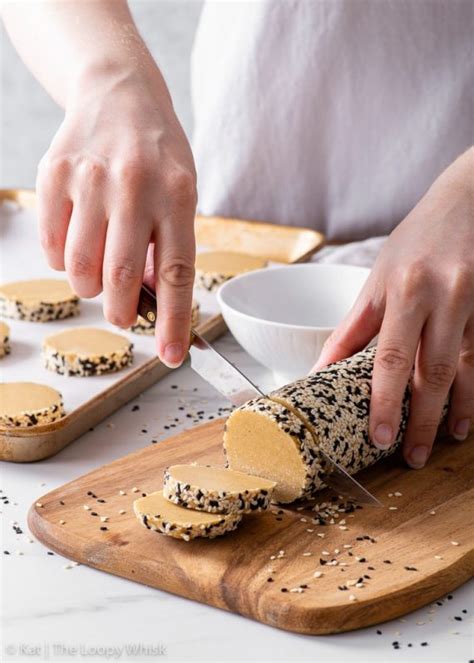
[{"x1": 311, "y1": 295, "x2": 383, "y2": 373}]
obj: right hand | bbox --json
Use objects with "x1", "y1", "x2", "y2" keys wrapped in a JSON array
[{"x1": 36, "y1": 64, "x2": 197, "y2": 367}]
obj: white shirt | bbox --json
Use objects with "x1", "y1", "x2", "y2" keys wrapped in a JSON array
[{"x1": 191, "y1": 0, "x2": 473, "y2": 241}]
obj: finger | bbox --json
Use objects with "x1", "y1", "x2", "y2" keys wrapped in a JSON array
[
  {"x1": 36, "y1": 156, "x2": 72, "y2": 270},
  {"x1": 369, "y1": 292, "x2": 426, "y2": 450},
  {"x1": 403, "y1": 311, "x2": 466, "y2": 469},
  {"x1": 447, "y1": 317, "x2": 474, "y2": 441},
  {"x1": 64, "y1": 187, "x2": 107, "y2": 298},
  {"x1": 154, "y1": 211, "x2": 196, "y2": 368},
  {"x1": 143, "y1": 243, "x2": 155, "y2": 289},
  {"x1": 102, "y1": 208, "x2": 152, "y2": 329},
  {"x1": 311, "y1": 289, "x2": 383, "y2": 371}
]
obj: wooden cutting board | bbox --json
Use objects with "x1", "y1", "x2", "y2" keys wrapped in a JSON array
[{"x1": 28, "y1": 420, "x2": 474, "y2": 635}]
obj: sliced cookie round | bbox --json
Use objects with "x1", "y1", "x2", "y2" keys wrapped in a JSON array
[
  {"x1": 0, "y1": 321, "x2": 10, "y2": 358},
  {"x1": 224, "y1": 397, "x2": 322, "y2": 503},
  {"x1": 130, "y1": 300, "x2": 200, "y2": 335},
  {"x1": 195, "y1": 251, "x2": 267, "y2": 292},
  {"x1": 134, "y1": 490, "x2": 242, "y2": 541},
  {"x1": 0, "y1": 382, "x2": 64, "y2": 427},
  {"x1": 0, "y1": 279, "x2": 79, "y2": 322},
  {"x1": 163, "y1": 464, "x2": 276, "y2": 513},
  {"x1": 42, "y1": 327, "x2": 133, "y2": 376}
]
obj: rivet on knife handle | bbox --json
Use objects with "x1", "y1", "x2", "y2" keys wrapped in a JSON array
[{"x1": 137, "y1": 284, "x2": 195, "y2": 349}]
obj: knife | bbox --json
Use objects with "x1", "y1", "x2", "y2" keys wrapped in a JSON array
[{"x1": 137, "y1": 284, "x2": 382, "y2": 507}]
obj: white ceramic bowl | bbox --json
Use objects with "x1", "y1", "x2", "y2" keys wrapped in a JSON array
[{"x1": 217, "y1": 263, "x2": 370, "y2": 385}]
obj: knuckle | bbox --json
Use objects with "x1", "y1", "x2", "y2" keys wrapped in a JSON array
[
  {"x1": 78, "y1": 158, "x2": 107, "y2": 184},
  {"x1": 164, "y1": 168, "x2": 197, "y2": 205},
  {"x1": 460, "y1": 347, "x2": 474, "y2": 369},
  {"x1": 159, "y1": 258, "x2": 195, "y2": 288},
  {"x1": 114, "y1": 159, "x2": 148, "y2": 186},
  {"x1": 419, "y1": 359, "x2": 456, "y2": 389},
  {"x1": 376, "y1": 346, "x2": 412, "y2": 373},
  {"x1": 41, "y1": 154, "x2": 71, "y2": 181},
  {"x1": 106, "y1": 259, "x2": 141, "y2": 289},
  {"x1": 396, "y1": 260, "x2": 430, "y2": 300},
  {"x1": 449, "y1": 264, "x2": 473, "y2": 303},
  {"x1": 68, "y1": 251, "x2": 96, "y2": 280},
  {"x1": 412, "y1": 418, "x2": 440, "y2": 436}
]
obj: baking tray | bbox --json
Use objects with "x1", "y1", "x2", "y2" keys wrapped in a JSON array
[{"x1": 0, "y1": 189, "x2": 325, "y2": 462}]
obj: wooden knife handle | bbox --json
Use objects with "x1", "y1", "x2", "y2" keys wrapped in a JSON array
[
  {"x1": 137, "y1": 284, "x2": 197, "y2": 348},
  {"x1": 137, "y1": 284, "x2": 158, "y2": 324}
]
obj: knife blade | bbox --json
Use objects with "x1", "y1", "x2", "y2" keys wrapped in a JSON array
[{"x1": 137, "y1": 284, "x2": 382, "y2": 506}]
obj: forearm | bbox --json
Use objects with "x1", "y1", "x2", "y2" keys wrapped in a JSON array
[{"x1": 1, "y1": 0, "x2": 169, "y2": 109}]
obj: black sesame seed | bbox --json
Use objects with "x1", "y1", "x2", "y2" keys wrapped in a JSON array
[
  {"x1": 131, "y1": 405, "x2": 140, "y2": 411},
  {"x1": 281, "y1": 588, "x2": 288, "y2": 592},
  {"x1": 376, "y1": 630, "x2": 382, "y2": 635},
  {"x1": 100, "y1": 526, "x2": 108, "y2": 531},
  {"x1": 47, "y1": 551, "x2": 54, "y2": 556}
]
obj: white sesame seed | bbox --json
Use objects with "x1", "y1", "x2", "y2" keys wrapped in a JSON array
[
  {"x1": 347, "y1": 579, "x2": 357, "y2": 586},
  {"x1": 270, "y1": 555, "x2": 276, "y2": 560},
  {"x1": 63, "y1": 564, "x2": 73, "y2": 570},
  {"x1": 343, "y1": 544, "x2": 352, "y2": 549},
  {"x1": 317, "y1": 533, "x2": 326, "y2": 538},
  {"x1": 339, "y1": 519, "x2": 346, "y2": 525},
  {"x1": 302, "y1": 552, "x2": 312, "y2": 557},
  {"x1": 430, "y1": 510, "x2": 436, "y2": 515},
  {"x1": 83, "y1": 505, "x2": 91, "y2": 511},
  {"x1": 100, "y1": 516, "x2": 109, "y2": 523},
  {"x1": 355, "y1": 582, "x2": 364, "y2": 588},
  {"x1": 388, "y1": 506, "x2": 398, "y2": 511},
  {"x1": 118, "y1": 509, "x2": 126, "y2": 515},
  {"x1": 132, "y1": 487, "x2": 139, "y2": 493},
  {"x1": 59, "y1": 520, "x2": 66, "y2": 525},
  {"x1": 434, "y1": 555, "x2": 443, "y2": 560},
  {"x1": 334, "y1": 548, "x2": 340, "y2": 554},
  {"x1": 339, "y1": 525, "x2": 348, "y2": 530},
  {"x1": 394, "y1": 491, "x2": 402, "y2": 497},
  {"x1": 388, "y1": 493, "x2": 393, "y2": 497},
  {"x1": 300, "y1": 517, "x2": 308, "y2": 522},
  {"x1": 322, "y1": 550, "x2": 329, "y2": 556},
  {"x1": 451, "y1": 541, "x2": 460, "y2": 546},
  {"x1": 416, "y1": 621, "x2": 425, "y2": 625},
  {"x1": 349, "y1": 594, "x2": 357, "y2": 602},
  {"x1": 306, "y1": 528, "x2": 314, "y2": 533},
  {"x1": 313, "y1": 571, "x2": 323, "y2": 578},
  {"x1": 119, "y1": 490, "x2": 126, "y2": 496},
  {"x1": 35, "y1": 502, "x2": 43, "y2": 508}
]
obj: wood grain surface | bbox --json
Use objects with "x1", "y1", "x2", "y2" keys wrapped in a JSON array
[{"x1": 28, "y1": 420, "x2": 474, "y2": 635}]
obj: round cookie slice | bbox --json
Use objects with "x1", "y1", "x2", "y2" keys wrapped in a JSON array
[
  {"x1": 0, "y1": 321, "x2": 10, "y2": 358},
  {"x1": 134, "y1": 491, "x2": 242, "y2": 541},
  {"x1": 42, "y1": 327, "x2": 133, "y2": 376},
  {"x1": 195, "y1": 251, "x2": 267, "y2": 292},
  {"x1": 163, "y1": 464, "x2": 276, "y2": 513},
  {"x1": 0, "y1": 382, "x2": 64, "y2": 427},
  {"x1": 0, "y1": 279, "x2": 79, "y2": 322},
  {"x1": 130, "y1": 299, "x2": 200, "y2": 335}
]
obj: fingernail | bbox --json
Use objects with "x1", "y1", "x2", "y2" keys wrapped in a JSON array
[
  {"x1": 408, "y1": 445, "x2": 429, "y2": 469},
  {"x1": 162, "y1": 342, "x2": 184, "y2": 368},
  {"x1": 453, "y1": 418, "x2": 470, "y2": 441},
  {"x1": 373, "y1": 424, "x2": 393, "y2": 449}
]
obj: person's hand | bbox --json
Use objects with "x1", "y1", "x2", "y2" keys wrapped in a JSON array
[
  {"x1": 36, "y1": 64, "x2": 197, "y2": 368},
  {"x1": 312, "y1": 148, "x2": 474, "y2": 468}
]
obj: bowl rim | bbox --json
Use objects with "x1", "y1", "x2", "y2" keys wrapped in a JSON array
[{"x1": 217, "y1": 262, "x2": 370, "y2": 332}]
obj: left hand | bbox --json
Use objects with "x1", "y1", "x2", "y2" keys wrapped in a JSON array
[{"x1": 312, "y1": 148, "x2": 474, "y2": 468}]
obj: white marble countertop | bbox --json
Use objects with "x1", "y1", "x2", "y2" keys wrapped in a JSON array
[{"x1": 1, "y1": 333, "x2": 472, "y2": 663}]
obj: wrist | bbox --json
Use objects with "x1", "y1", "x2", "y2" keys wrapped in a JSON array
[{"x1": 66, "y1": 57, "x2": 173, "y2": 116}]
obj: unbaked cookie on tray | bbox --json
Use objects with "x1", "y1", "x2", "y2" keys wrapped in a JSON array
[
  {"x1": 0, "y1": 382, "x2": 64, "y2": 427},
  {"x1": 0, "y1": 321, "x2": 10, "y2": 358},
  {"x1": 195, "y1": 251, "x2": 267, "y2": 292},
  {"x1": 0, "y1": 279, "x2": 79, "y2": 322},
  {"x1": 42, "y1": 327, "x2": 133, "y2": 377}
]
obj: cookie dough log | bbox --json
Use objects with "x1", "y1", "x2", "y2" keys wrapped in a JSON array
[
  {"x1": 0, "y1": 321, "x2": 10, "y2": 358},
  {"x1": 42, "y1": 327, "x2": 133, "y2": 376},
  {"x1": 163, "y1": 464, "x2": 276, "y2": 514},
  {"x1": 134, "y1": 491, "x2": 242, "y2": 541},
  {"x1": 225, "y1": 347, "x2": 450, "y2": 503},
  {"x1": 0, "y1": 279, "x2": 79, "y2": 322},
  {"x1": 223, "y1": 398, "x2": 324, "y2": 503},
  {"x1": 130, "y1": 300, "x2": 200, "y2": 335},
  {"x1": 195, "y1": 251, "x2": 267, "y2": 292},
  {"x1": 0, "y1": 382, "x2": 64, "y2": 427}
]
